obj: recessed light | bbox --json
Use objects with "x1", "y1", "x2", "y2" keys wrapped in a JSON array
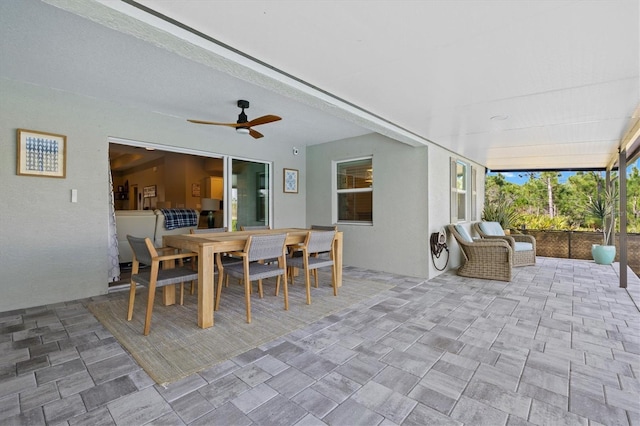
[{"x1": 490, "y1": 115, "x2": 509, "y2": 121}]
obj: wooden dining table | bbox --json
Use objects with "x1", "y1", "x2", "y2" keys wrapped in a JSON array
[{"x1": 163, "y1": 228, "x2": 343, "y2": 329}]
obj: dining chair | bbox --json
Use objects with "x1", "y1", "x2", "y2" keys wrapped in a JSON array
[
  {"x1": 309, "y1": 225, "x2": 338, "y2": 257},
  {"x1": 310, "y1": 225, "x2": 338, "y2": 231},
  {"x1": 189, "y1": 228, "x2": 242, "y2": 294},
  {"x1": 220, "y1": 233, "x2": 289, "y2": 323},
  {"x1": 287, "y1": 230, "x2": 337, "y2": 305},
  {"x1": 126, "y1": 235, "x2": 198, "y2": 335},
  {"x1": 240, "y1": 225, "x2": 270, "y2": 231},
  {"x1": 239, "y1": 225, "x2": 279, "y2": 264}
]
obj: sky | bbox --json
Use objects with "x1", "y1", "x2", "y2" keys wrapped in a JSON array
[{"x1": 489, "y1": 158, "x2": 640, "y2": 185}]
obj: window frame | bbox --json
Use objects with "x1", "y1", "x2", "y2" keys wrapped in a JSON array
[
  {"x1": 451, "y1": 158, "x2": 470, "y2": 223},
  {"x1": 333, "y1": 156, "x2": 373, "y2": 225}
]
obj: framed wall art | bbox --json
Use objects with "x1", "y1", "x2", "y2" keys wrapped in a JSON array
[
  {"x1": 16, "y1": 129, "x2": 67, "y2": 178},
  {"x1": 283, "y1": 168, "x2": 298, "y2": 193},
  {"x1": 191, "y1": 183, "x2": 201, "y2": 197},
  {"x1": 143, "y1": 185, "x2": 157, "y2": 198}
]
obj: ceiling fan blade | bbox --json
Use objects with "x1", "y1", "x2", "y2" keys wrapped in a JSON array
[
  {"x1": 187, "y1": 119, "x2": 237, "y2": 127},
  {"x1": 249, "y1": 129, "x2": 264, "y2": 139},
  {"x1": 246, "y1": 115, "x2": 282, "y2": 127}
]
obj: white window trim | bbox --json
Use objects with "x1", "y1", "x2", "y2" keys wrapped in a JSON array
[
  {"x1": 450, "y1": 158, "x2": 470, "y2": 223},
  {"x1": 332, "y1": 156, "x2": 373, "y2": 225}
]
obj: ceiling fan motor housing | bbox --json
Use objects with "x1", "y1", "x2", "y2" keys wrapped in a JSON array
[{"x1": 237, "y1": 99, "x2": 249, "y2": 125}]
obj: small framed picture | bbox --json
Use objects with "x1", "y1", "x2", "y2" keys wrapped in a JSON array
[
  {"x1": 192, "y1": 183, "x2": 201, "y2": 197},
  {"x1": 283, "y1": 168, "x2": 298, "y2": 193},
  {"x1": 143, "y1": 185, "x2": 157, "y2": 198},
  {"x1": 16, "y1": 129, "x2": 67, "y2": 178}
]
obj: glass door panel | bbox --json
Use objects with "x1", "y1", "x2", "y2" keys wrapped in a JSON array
[{"x1": 230, "y1": 158, "x2": 271, "y2": 231}]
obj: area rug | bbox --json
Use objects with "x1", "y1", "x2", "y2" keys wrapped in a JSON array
[{"x1": 88, "y1": 274, "x2": 394, "y2": 385}]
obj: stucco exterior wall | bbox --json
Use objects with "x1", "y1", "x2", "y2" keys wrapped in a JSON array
[
  {"x1": 306, "y1": 134, "x2": 431, "y2": 278},
  {"x1": 0, "y1": 79, "x2": 306, "y2": 311},
  {"x1": 307, "y1": 134, "x2": 485, "y2": 279}
]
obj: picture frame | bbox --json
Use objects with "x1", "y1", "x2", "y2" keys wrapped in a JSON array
[
  {"x1": 191, "y1": 183, "x2": 201, "y2": 197},
  {"x1": 143, "y1": 185, "x2": 157, "y2": 198},
  {"x1": 283, "y1": 168, "x2": 298, "y2": 193},
  {"x1": 16, "y1": 129, "x2": 67, "y2": 178}
]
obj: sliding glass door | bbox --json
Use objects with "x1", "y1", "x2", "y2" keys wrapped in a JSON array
[{"x1": 228, "y1": 158, "x2": 271, "y2": 231}]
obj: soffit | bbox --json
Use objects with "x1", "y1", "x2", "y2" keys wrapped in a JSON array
[{"x1": 5, "y1": 0, "x2": 639, "y2": 171}]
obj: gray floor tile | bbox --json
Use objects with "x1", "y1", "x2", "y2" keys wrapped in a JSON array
[
  {"x1": 372, "y1": 365, "x2": 420, "y2": 395},
  {"x1": 266, "y1": 366, "x2": 315, "y2": 399},
  {"x1": 312, "y1": 371, "x2": 361, "y2": 404},
  {"x1": 287, "y1": 351, "x2": 338, "y2": 380},
  {"x1": 247, "y1": 394, "x2": 308, "y2": 425},
  {"x1": 1, "y1": 262, "x2": 638, "y2": 426},
  {"x1": 169, "y1": 391, "x2": 214, "y2": 424},
  {"x1": 35, "y1": 358, "x2": 86, "y2": 385},
  {"x1": 230, "y1": 382, "x2": 277, "y2": 413},
  {"x1": 450, "y1": 395, "x2": 509, "y2": 426},
  {"x1": 189, "y1": 401, "x2": 252, "y2": 426},
  {"x1": 464, "y1": 380, "x2": 531, "y2": 419},
  {"x1": 80, "y1": 375, "x2": 138, "y2": 411},
  {"x1": 155, "y1": 373, "x2": 208, "y2": 403},
  {"x1": 68, "y1": 406, "x2": 116, "y2": 426},
  {"x1": 291, "y1": 387, "x2": 338, "y2": 419},
  {"x1": 43, "y1": 393, "x2": 87, "y2": 424},
  {"x1": 322, "y1": 398, "x2": 383, "y2": 426},
  {"x1": 403, "y1": 402, "x2": 463, "y2": 426},
  {"x1": 351, "y1": 381, "x2": 417, "y2": 424},
  {"x1": 107, "y1": 386, "x2": 172, "y2": 425},
  {"x1": 408, "y1": 383, "x2": 457, "y2": 415},
  {"x1": 334, "y1": 354, "x2": 386, "y2": 385},
  {"x1": 18, "y1": 381, "x2": 58, "y2": 413}
]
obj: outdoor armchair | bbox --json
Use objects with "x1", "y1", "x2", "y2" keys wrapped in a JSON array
[
  {"x1": 473, "y1": 221, "x2": 536, "y2": 266},
  {"x1": 447, "y1": 224, "x2": 513, "y2": 282}
]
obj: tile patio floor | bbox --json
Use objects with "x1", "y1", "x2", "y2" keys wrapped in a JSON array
[{"x1": 1, "y1": 257, "x2": 639, "y2": 425}]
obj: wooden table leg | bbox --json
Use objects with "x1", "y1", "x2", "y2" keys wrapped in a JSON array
[
  {"x1": 198, "y1": 245, "x2": 215, "y2": 328},
  {"x1": 335, "y1": 232, "x2": 343, "y2": 288},
  {"x1": 161, "y1": 259, "x2": 176, "y2": 305}
]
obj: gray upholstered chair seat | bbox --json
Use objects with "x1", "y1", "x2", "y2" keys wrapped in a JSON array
[
  {"x1": 224, "y1": 262, "x2": 286, "y2": 281},
  {"x1": 131, "y1": 267, "x2": 197, "y2": 287},
  {"x1": 514, "y1": 242, "x2": 534, "y2": 252}
]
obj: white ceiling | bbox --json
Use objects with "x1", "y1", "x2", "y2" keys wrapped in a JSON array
[{"x1": 2, "y1": 0, "x2": 638, "y2": 171}]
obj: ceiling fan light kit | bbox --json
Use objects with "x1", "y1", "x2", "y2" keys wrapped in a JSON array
[{"x1": 188, "y1": 99, "x2": 282, "y2": 139}]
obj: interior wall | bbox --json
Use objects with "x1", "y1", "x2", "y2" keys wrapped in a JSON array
[
  {"x1": 307, "y1": 134, "x2": 430, "y2": 278},
  {"x1": 0, "y1": 78, "x2": 306, "y2": 311}
]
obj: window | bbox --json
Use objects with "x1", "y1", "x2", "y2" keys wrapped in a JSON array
[
  {"x1": 335, "y1": 157, "x2": 373, "y2": 223},
  {"x1": 451, "y1": 159, "x2": 468, "y2": 222},
  {"x1": 471, "y1": 166, "x2": 477, "y2": 220}
]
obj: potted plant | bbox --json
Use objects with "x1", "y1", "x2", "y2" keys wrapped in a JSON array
[{"x1": 586, "y1": 185, "x2": 618, "y2": 265}]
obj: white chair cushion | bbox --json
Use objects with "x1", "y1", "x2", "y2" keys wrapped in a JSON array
[
  {"x1": 514, "y1": 242, "x2": 533, "y2": 252},
  {"x1": 454, "y1": 225, "x2": 473, "y2": 243},
  {"x1": 479, "y1": 221, "x2": 505, "y2": 236}
]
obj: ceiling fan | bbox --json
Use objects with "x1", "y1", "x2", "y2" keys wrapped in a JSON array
[{"x1": 188, "y1": 100, "x2": 281, "y2": 139}]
